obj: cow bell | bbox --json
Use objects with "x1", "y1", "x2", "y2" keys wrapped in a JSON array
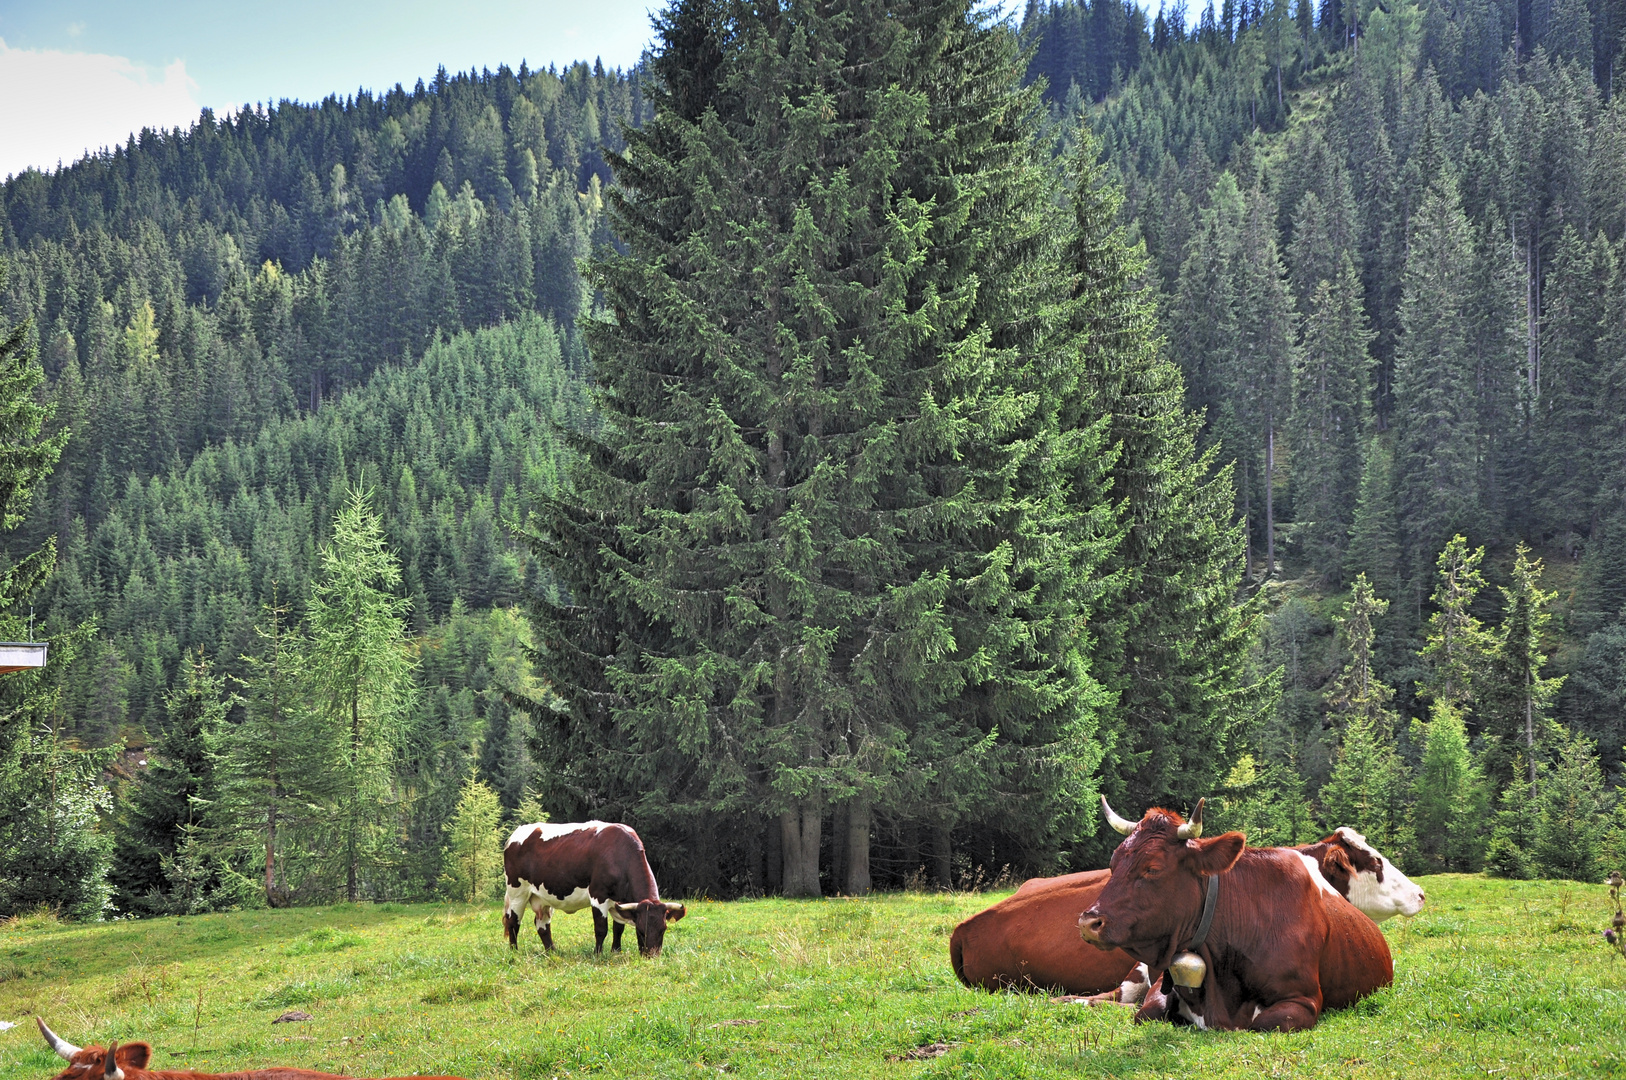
[{"x1": 1169, "y1": 950, "x2": 1207, "y2": 989}]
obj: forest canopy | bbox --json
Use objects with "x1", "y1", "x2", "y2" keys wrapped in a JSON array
[{"x1": 1, "y1": 0, "x2": 1622, "y2": 912}]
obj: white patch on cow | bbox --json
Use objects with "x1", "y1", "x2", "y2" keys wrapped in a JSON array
[
  {"x1": 1173, "y1": 994, "x2": 1207, "y2": 1030},
  {"x1": 505, "y1": 820, "x2": 610, "y2": 850},
  {"x1": 1335, "y1": 827, "x2": 1426, "y2": 921},
  {"x1": 504, "y1": 879, "x2": 595, "y2": 927},
  {"x1": 1118, "y1": 964, "x2": 1151, "y2": 1005},
  {"x1": 1297, "y1": 852, "x2": 1341, "y2": 897},
  {"x1": 1251, "y1": 1004, "x2": 1263, "y2": 1024}
]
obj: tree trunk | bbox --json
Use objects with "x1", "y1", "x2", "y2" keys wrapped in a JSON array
[
  {"x1": 1527, "y1": 231, "x2": 1539, "y2": 401},
  {"x1": 781, "y1": 804, "x2": 822, "y2": 897},
  {"x1": 765, "y1": 815, "x2": 782, "y2": 895},
  {"x1": 264, "y1": 800, "x2": 277, "y2": 907},
  {"x1": 348, "y1": 692, "x2": 361, "y2": 903},
  {"x1": 1526, "y1": 667, "x2": 1537, "y2": 785},
  {"x1": 1265, "y1": 422, "x2": 1276, "y2": 579},
  {"x1": 929, "y1": 822, "x2": 953, "y2": 891},
  {"x1": 845, "y1": 798, "x2": 872, "y2": 896},
  {"x1": 900, "y1": 819, "x2": 920, "y2": 886},
  {"x1": 830, "y1": 801, "x2": 848, "y2": 895}
]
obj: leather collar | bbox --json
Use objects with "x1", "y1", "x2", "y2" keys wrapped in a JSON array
[{"x1": 1185, "y1": 872, "x2": 1220, "y2": 951}]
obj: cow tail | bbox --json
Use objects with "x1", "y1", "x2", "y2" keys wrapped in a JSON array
[{"x1": 949, "y1": 930, "x2": 971, "y2": 989}]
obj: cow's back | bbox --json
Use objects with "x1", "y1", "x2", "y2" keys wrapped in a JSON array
[
  {"x1": 1317, "y1": 890, "x2": 1393, "y2": 1009},
  {"x1": 503, "y1": 821, "x2": 657, "y2": 904},
  {"x1": 951, "y1": 870, "x2": 1136, "y2": 994}
]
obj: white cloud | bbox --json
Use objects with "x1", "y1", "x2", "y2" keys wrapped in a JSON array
[{"x1": 0, "y1": 38, "x2": 201, "y2": 180}]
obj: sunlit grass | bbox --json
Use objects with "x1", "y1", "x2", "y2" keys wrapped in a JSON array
[{"x1": 0, "y1": 875, "x2": 1620, "y2": 1078}]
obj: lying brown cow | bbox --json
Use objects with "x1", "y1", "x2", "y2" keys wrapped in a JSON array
[
  {"x1": 950, "y1": 823, "x2": 1420, "y2": 998},
  {"x1": 503, "y1": 820, "x2": 685, "y2": 956},
  {"x1": 37, "y1": 1019, "x2": 467, "y2": 1080},
  {"x1": 1078, "y1": 799, "x2": 1394, "y2": 1031}
]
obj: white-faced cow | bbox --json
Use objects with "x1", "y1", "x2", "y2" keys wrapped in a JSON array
[
  {"x1": 502, "y1": 821, "x2": 685, "y2": 956},
  {"x1": 37, "y1": 1018, "x2": 468, "y2": 1080},
  {"x1": 1077, "y1": 798, "x2": 1395, "y2": 1031},
  {"x1": 950, "y1": 824, "x2": 1421, "y2": 999}
]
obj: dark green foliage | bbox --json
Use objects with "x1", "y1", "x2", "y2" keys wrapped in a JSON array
[
  {"x1": 1562, "y1": 623, "x2": 1626, "y2": 776},
  {"x1": 1480, "y1": 545, "x2": 1565, "y2": 786},
  {"x1": 1321, "y1": 575, "x2": 1413, "y2": 863},
  {"x1": 1483, "y1": 761, "x2": 1534, "y2": 878},
  {"x1": 1060, "y1": 137, "x2": 1263, "y2": 842},
  {"x1": 1289, "y1": 256, "x2": 1370, "y2": 582},
  {"x1": 1411, "y1": 703, "x2": 1487, "y2": 872},
  {"x1": 1530, "y1": 726, "x2": 1611, "y2": 881},
  {"x1": 529, "y1": 0, "x2": 1117, "y2": 897},
  {"x1": 0, "y1": 731, "x2": 115, "y2": 918},
  {"x1": 111, "y1": 652, "x2": 230, "y2": 913},
  {"x1": 5, "y1": 0, "x2": 1624, "y2": 903},
  {"x1": 1393, "y1": 178, "x2": 1482, "y2": 610}
]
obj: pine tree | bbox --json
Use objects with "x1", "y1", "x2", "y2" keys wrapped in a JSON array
[
  {"x1": 1290, "y1": 255, "x2": 1372, "y2": 582},
  {"x1": 527, "y1": 0, "x2": 1112, "y2": 897},
  {"x1": 438, "y1": 772, "x2": 506, "y2": 902},
  {"x1": 1232, "y1": 185, "x2": 1299, "y2": 579},
  {"x1": 1060, "y1": 135, "x2": 1264, "y2": 832},
  {"x1": 1409, "y1": 702, "x2": 1486, "y2": 871},
  {"x1": 110, "y1": 651, "x2": 230, "y2": 913},
  {"x1": 0, "y1": 727, "x2": 114, "y2": 919},
  {"x1": 1481, "y1": 543, "x2": 1564, "y2": 786},
  {"x1": 1532, "y1": 229, "x2": 1613, "y2": 538},
  {"x1": 0, "y1": 257, "x2": 70, "y2": 775},
  {"x1": 1321, "y1": 575, "x2": 1413, "y2": 863},
  {"x1": 1531, "y1": 726, "x2": 1609, "y2": 882},
  {"x1": 206, "y1": 591, "x2": 325, "y2": 907},
  {"x1": 1344, "y1": 438, "x2": 1402, "y2": 604},
  {"x1": 1417, "y1": 534, "x2": 1496, "y2": 717},
  {"x1": 1483, "y1": 753, "x2": 1533, "y2": 879},
  {"x1": 1392, "y1": 175, "x2": 1481, "y2": 612},
  {"x1": 306, "y1": 488, "x2": 414, "y2": 902}
]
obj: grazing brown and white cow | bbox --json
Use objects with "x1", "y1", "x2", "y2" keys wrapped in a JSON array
[
  {"x1": 1077, "y1": 798, "x2": 1394, "y2": 1032},
  {"x1": 502, "y1": 821, "x2": 685, "y2": 956},
  {"x1": 949, "y1": 825, "x2": 1420, "y2": 998},
  {"x1": 37, "y1": 1019, "x2": 467, "y2": 1080}
]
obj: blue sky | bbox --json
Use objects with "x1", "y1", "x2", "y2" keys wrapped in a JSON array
[{"x1": 0, "y1": 0, "x2": 662, "y2": 178}]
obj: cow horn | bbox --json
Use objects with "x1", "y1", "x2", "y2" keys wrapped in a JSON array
[
  {"x1": 1101, "y1": 795, "x2": 1137, "y2": 836},
  {"x1": 1177, "y1": 798, "x2": 1205, "y2": 839},
  {"x1": 37, "y1": 1018, "x2": 81, "y2": 1060},
  {"x1": 104, "y1": 1040, "x2": 125, "y2": 1080}
]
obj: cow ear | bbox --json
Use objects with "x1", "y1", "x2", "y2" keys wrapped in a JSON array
[
  {"x1": 1184, "y1": 832, "x2": 1244, "y2": 876},
  {"x1": 117, "y1": 1044, "x2": 152, "y2": 1070},
  {"x1": 1322, "y1": 847, "x2": 1355, "y2": 891},
  {"x1": 664, "y1": 902, "x2": 686, "y2": 923}
]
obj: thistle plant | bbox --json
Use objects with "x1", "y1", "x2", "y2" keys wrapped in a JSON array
[{"x1": 1604, "y1": 871, "x2": 1625, "y2": 958}]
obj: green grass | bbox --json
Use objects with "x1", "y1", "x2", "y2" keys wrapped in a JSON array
[{"x1": 2, "y1": 875, "x2": 1623, "y2": 1078}]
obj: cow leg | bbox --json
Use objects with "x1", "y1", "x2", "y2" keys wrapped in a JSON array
[
  {"x1": 1246, "y1": 996, "x2": 1320, "y2": 1033},
  {"x1": 534, "y1": 906, "x2": 555, "y2": 951},
  {"x1": 1083, "y1": 963, "x2": 1152, "y2": 1006},
  {"x1": 612, "y1": 920, "x2": 625, "y2": 952},
  {"x1": 1134, "y1": 978, "x2": 1172, "y2": 1024},
  {"x1": 503, "y1": 908, "x2": 521, "y2": 949},
  {"x1": 593, "y1": 907, "x2": 609, "y2": 954},
  {"x1": 503, "y1": 883, "x2": 529, "y2": 949}
]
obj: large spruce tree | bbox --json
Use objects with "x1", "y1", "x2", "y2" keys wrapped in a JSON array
[
  {"x1": 1393, "y1": 175, "x2": 1481, "y2": 612},
  {"x1": 1058, "y1": 136, "x2": 1263, "y2": 836},
  {"x1": 527, "y1": 0, "x2": 1114, "y2": 896}
]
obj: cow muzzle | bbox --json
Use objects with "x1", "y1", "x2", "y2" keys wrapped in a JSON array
[{"x1": 1077, "y1": 908, "x2": 1111, "y2": 950}]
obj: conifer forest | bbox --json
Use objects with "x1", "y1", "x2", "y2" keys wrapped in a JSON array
[{"x1": 2, "y1": 0, "x2": 1624, "y2": 918}]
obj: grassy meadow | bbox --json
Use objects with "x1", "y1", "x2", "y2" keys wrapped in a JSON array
[{"x1": 2, "y1": 875, "x2": 1623, "y2": 1079}]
